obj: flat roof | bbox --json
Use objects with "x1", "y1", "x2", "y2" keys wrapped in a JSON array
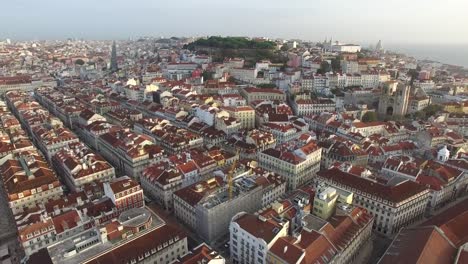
[
  {"x1": 118, "y1": 207, "x2": 155, "y2": 228},
  {"x1": 48, "y1": 207, "x2": 165, "y2": 264}
]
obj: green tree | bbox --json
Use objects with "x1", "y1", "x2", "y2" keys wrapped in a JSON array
[
  {"x1": 317, "y1": 61, "x2": 331, "y2": 74},
  {"x1": 202, "y1": 71, "x2": 214, "y2": 81},
  {"x1": 362, "y1": 112, "x2": 378, "y2": 122},
  {"x1": 280, "y1": 45, "x2": 289, "y2": 51},
  {"x1": 407, "y1": 69, "x2": 419, "y2": 85},
  {"x1": 257, "y1": 83, "x2": 277, "y2": 89},
  {"x1": 422, "y1": 104, "x2": 443, "y2": 118},
  {"x1": 186, "y1": 36, "x2": 276, "y2": 51},
  {"x1": 331, "y1": 58, "x2": 342, "y2": 72},
  {"x1": 414, "y1": 111, "x2": 426, "y2": 119},
  {"x1": 75, "y1": 59, "x2": 85, "y2": 65}
]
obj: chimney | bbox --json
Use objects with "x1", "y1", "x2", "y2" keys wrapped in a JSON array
[{"x1": 283, "y1": 246, "x2": 288, "y2": 254}]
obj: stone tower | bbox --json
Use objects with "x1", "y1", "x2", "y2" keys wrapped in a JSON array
[
  {"x1": 110, "y1": 41, "x2": 118, "y2": 72},
  {"x1": 378, "y1": 82, "x2": 411, "y2": 117},
  {"x1": 376, "y1": 40, "x2": 383, "y2": 51}
]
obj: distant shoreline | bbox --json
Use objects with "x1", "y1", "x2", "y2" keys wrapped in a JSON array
[{"x1": 384, "y1": 43, "x2": 468, "y2": 69}]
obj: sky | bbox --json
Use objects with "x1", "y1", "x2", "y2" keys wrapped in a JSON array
[{"x1": 1, "y1": 0, "x2": 468, "y2": 45}]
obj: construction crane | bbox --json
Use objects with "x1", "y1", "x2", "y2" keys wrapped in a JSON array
[{"x1": 227, "y1": 149, "x2": 240, "y2": 200}]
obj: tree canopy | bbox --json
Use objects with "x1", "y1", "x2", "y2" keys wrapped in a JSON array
[
  {"x1": 422, "y1": 104, "x2": 443, "y2": 117},
  {"x1": 202, "y1": 71, "x2": 214, "y2": 81},
  {"x1": 257, "y1": 83, "x2": 277, "y2": 89},
  {"x1": 362, "y1": 112, "x2": 378, "y2": 122},
  {"x1": 331, "y1": 58, "x2": 342, "y2": 72},
  {"x1": 75, "y1": 59, "x2": 85, "y2": 65},
  {"x1": 317, "y1": 61, "x2": 331, "y2": 74},
  {"x1": 185, "y1": 36, "x2": 276, "y2": 50}
]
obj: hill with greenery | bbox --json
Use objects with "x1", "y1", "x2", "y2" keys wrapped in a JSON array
[
  {"x1": 185, "y1": 36, "x2": 276, "y2": 50},
  {"x1": 184, "y1": 36, "x2": 285, "y2": 67}
]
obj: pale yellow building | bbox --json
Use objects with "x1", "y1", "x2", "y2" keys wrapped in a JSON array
[
  {"x1": 223, "y1": 106, "x2": 256, "y2": 129},
  {"x1": 443, "y1": 101, "x2": 468, "y2": 114},
  {"x1": 313, "y1": 185, "x2": 353, "y2": 220}
]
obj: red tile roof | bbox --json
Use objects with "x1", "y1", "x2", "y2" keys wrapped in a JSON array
[
  {"x1": 173, "y1": 177, "x2": 224, "y2": 206},
  {"x1": 379, "y1": 226, "x2": 457, "y2": 264},
  {"x1": 108, "y1": 176, "x2": 140, "y2": 195},
  {"x1": 421, "y1": 200, "x2": 468, "y2": 247},
  {"x1": 86, "y1": 224, "x2": 187, "y2": 264},
  {"x1": 52, "y1": 209, "x2": 81, "y2": 234},
  {"x1": 176, "y1": 243, "x2": 221, "y2": 263},
  {"x1": 317, "y1": 168, "x2": 428, "y2": 203},
  {"x1": 234, "y1": 213, "x2": 285, "y2": 243}
]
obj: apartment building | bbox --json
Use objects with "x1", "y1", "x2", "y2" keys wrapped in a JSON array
[
  {"x1": 240, "y1": 87, "x2": 286, "y2": 104},
  {"x1": 173, "y1": 173, "x2": 286, "y2": 242},
  {"x1": 312, "y1": 185, "x2": 353, "y2": 220},
  {"x1": 291, "y1": 98, "x2": 336, "y2": 116},
  {"x1": 18, "y1": 216, "x2": 57, "y2": 256},
  {"x1": 134, "y1": 118, "x2": 203, "y2": 155},
  {"x1": 32, "y1": 125, "x2": 80, "y2": 161},
  {"x1": 53, "y1": 142, "x2": 116, "y2": 192},
  {"x1": 267, "y1": 206, "x2": 374, "y2": 264},
  {"x1": 320, "y1": 140, "x2": 369, "y2": 169},
  {"x1": 223, "y1": 106, "x2": 256, "y2": 129},
  {"x1": 98, "y1": 129, "x2": 164, "y2": 179},
  {"x1": 259, "y1": 140, "x2": 321, "y2": 190},
  {"x1": 341, "y1": 60, "x2": 360, "y2": 74},
  {"x1": 0, "y1": 76, "x2": 56, "y2": 95},
  {"x1": 382, "y1": 154, "x2": 468, "y2": 213},
  {"x1": 0, "y1": 151, "x2": 63, "y2": 214},
  {"x1": 140, "y1": 163, "x2": 184, "y2": 210},
  {"x1": 104, "y1": 176, "x2": 144, "y2": 212},
  {"x1": 316, "y1": 168, "x2": 429, "y2": 236},
  {"x1": 230, "y1": 212, "x2": 289, "y2": 264}
]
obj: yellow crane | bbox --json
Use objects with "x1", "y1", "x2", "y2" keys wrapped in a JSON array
[{"x1": 227, "y1": 149, "x2": 240, "y2": 200}]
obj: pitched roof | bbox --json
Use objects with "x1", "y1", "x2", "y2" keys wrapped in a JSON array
[
  {"x1": 234, "y1": 213, "x2": 284, "y2": 244},
  {"x1": 421, "y1": 200, "x2": 468, "y2": 247},
  {"x1": 317, "y1": 168, "x2": 428, "y2": 203},
  {"x1": 86, "y1": 224, "x2": 187, "y2": 264},
  {"x1": 378, "y1": 226, "x2": 457, "y2": 264}
]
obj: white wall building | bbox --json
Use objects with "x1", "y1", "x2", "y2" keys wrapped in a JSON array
[{"x1": 230, "y1": 212, "x2": 289, "y2": 264}]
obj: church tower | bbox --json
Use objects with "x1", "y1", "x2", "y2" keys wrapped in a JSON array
[
  {"x1": 378, "y1": 82, "x2": 410, "y2": 117},
  {"x1": 376, "y1": 40, "x2": 383, "y2": 51},
  {"x1": 437, "y1": 146, "x2": 450, "y2": 162},
  {"x1": 110, "y1": 41, "x2": 118, "y2": 72},
  {"x1": 393, "y1": 84, "x2": 411, "y2": 116}
]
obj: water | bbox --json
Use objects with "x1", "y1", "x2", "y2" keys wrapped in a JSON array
[{"x1": 384, "y1": 43, "x2": 468, "y2": 69}]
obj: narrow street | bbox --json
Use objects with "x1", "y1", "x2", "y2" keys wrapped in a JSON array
[{"x1": 0, "y1": 180, "x2": 22, "y2": 264}]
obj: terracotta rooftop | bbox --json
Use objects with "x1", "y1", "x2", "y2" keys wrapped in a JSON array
[
  {"x1": 234, "y1": 213, "x2": 285, "y2": 243},
  {"x1": 107, "y1": 176, "x2": 140, "y2": 195},
  {"x1": 421, "y1": 199, "x2": 468, "y2": 247},
  {"x1": 173, "y1": 176, "x2": 224, "y2": 206},
  {"x1": 86, "y1": 224, "x2": 187, "y2": 264},
  {"x1": 176, "y1": 243, "x2": 222, "y2": 264},
  {"x1": 317, "y1": 168, "x2": 428, "y2": 203},
  {"x1": 379, "y1": 226, "x2": 457, "y2": 264}
]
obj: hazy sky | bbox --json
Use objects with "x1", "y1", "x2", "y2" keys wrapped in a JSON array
[{"x1": 2, "y1": 0, "x2": 468, "y2": 45}]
